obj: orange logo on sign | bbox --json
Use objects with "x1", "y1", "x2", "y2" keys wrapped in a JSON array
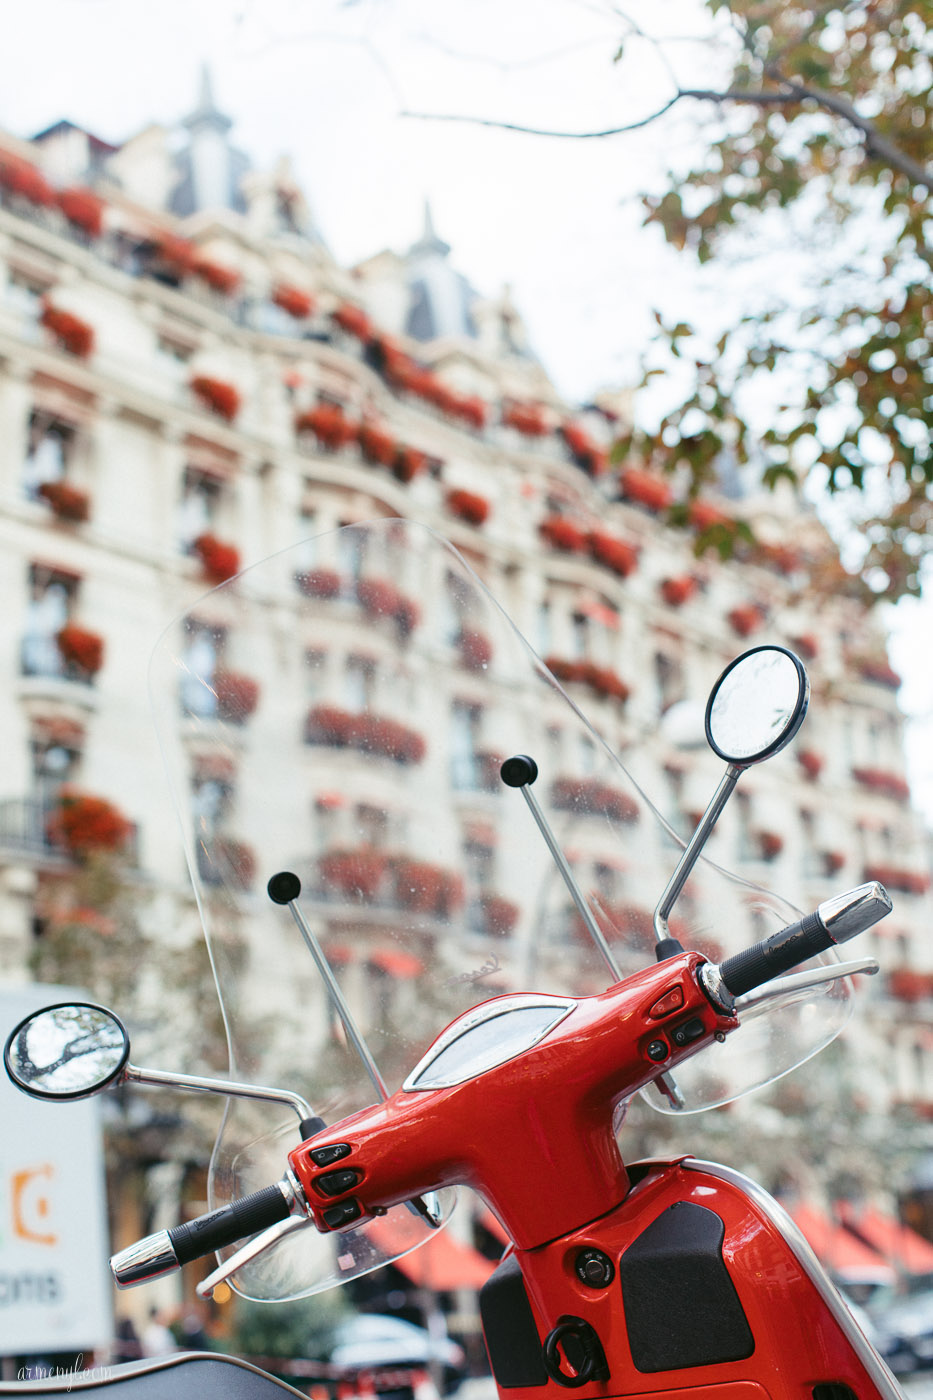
[{"x1": 12, "y1": 1165, "x2": 57, "y2": 1246}]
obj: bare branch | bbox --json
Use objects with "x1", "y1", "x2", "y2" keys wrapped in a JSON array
[{"x1": 400, "y1": 98, "x2": 680, "y2": 138}]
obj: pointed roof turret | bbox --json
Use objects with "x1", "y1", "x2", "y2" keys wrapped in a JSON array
[
  {"x1": 183, "y1": 63, "x2": 233, "y2": 135},
  {"x1": 408, "y1": 200, "x2": 451, "y2": 259}
]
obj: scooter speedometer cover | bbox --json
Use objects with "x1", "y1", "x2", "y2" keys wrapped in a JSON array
[{"x1": 149, "y1": 520, "x2": 852, "y2": 1300}]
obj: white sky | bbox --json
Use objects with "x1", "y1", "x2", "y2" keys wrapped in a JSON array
[{"x1": 4, "y1": 0, "x2": 933, "y2": 823}]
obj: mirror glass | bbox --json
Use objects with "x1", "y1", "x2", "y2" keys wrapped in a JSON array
[
  {"x1": 706, "y1": 647, "x2": 807, "y2": 765},
  {"x1": 4, "y1": 1002, "x2": 129, "y2": 1100}
]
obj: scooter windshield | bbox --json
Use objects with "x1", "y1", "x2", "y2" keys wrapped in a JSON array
[{"x1": 149, "y1": 520, "x2": 852, "y2": 1300}]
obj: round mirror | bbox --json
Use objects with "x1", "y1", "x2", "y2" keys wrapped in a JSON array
[
  {"x1": 706, "y1": 646, "x2": 808, "y2": 766},
  {"x1": 3, "y1": 1002, "x2": 130, "y2": 1101}
]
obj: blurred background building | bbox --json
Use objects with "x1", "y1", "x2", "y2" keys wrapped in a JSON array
[{"x1": 1, "y1": 73, "x2": 932, "y2": 1364}]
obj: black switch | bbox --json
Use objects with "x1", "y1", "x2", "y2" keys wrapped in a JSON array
[
  {"x1": 316, "y1": 1168, "x2": 361, "y2": 1197},
  {"x1": 671, "y1": 1018, "x2": 705, "y2": 1047},
  {"x1": 322, "y1": 1199, "x2": 362, "y2": 1229},
  {"x1": 309, "y1": 1143, "x2": 352, "y2": 1167}
]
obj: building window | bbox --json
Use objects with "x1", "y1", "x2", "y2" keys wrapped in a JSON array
[
  {"x1": 356, "y1": 803, "x2": 388, "y2": 848},
  {"x1": 31, "y1": 735, "x2": 80, "y2": 810},
  {"x1": 345, "y1": 655, "x2": 375, "y2": 713},
  {"x1": 337, "y1": 524, "x2": 367, "y2": 599},
  {"x1": 21, "y1": 566, "x2": 78, "y2": 678},
  {"x1": 450, "y1": 701, "x2": 484, "y2": 790},
  {"x1": 23, "y1": 413, "x2": 77, "y2": 500},
  {"x1": 177, "y1": 468, "x2": 224, "y2": 551},
  {"x1": 180, "y1": 619, "x2": 227, "y2": 717},
  {"x1": 655, "y1": 651, "x2": 684, "y2": 712}
]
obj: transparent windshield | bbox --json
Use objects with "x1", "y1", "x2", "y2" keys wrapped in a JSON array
[{"x1": 149, "y1": 520, "x2": 851, "y2": 1300}]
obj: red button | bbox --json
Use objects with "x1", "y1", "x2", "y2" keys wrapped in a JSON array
[{"x1": 648, "y1": 987, "x2": 685, "y2": 1019}]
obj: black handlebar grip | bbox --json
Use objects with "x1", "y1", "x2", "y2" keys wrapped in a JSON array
[
  {"x1": 167, "y1": 1185, "x2": 291, "y2": 1266},
  {"x1": 718, "y1": 910, "x2": 830, "y2": 998}
]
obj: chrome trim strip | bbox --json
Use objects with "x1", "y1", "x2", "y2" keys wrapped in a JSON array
[{"x1": 684, "y1": 1158, "x2": 904, "y2": 1399}]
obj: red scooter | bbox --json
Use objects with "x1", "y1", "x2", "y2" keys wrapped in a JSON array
[{"x1": 2, "y1": 522, "x2": 903, "y2": 1399}]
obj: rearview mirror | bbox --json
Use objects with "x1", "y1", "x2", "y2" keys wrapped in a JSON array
[
  {"x1": 4, "y1": 1002, "x2": 130, "y2": 1101},
  {"x1": 706, "y1": 645, "x2": 808, "y2": 767}
]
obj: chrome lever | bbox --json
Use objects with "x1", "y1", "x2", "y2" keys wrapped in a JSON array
[
  {"x1": 196, "y1": 1215, "x2": 316, "y2": 1300},
  {"x1": 734, "y1": 956, "x2": 879, "y2": 1013}
]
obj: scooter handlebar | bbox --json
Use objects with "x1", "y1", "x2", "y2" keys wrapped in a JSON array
[
  {"x1": 111, "y1": 1182, "x2": 293, "y2": 1288},
  {"x1": 716, "y1": 881, "x2": 892, "y2": 1000}
]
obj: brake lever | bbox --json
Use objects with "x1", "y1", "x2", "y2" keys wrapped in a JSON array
[
  {"x1": 196, "y1": 1214, "x2": 315, "y2": 1299},
  {"x1": 734, "y1": 956, "x2": 879, "y2": 1014}
]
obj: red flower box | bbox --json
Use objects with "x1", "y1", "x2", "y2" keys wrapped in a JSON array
[
  {"x1": 791, "y1": 634, "x2": 819, "y2": 661},
  {"x1": 394, "y1": 446, "x2": 428, "y2": 483},
  {"x1": 864, "y1": 863, "x2": 929, "y2": 895},
  {"x1": 551, "y1": 776, "x2": 639, "y2": 824},
  {"x1": 272, "y1": 284, "x2": 315, "y2": 319},
  {"x1": 689, "y1": 500, "x2": 733, "y2": 532},
  {"x1": 503, "y1": 402, "x2": 550, "y2": 436},
  {"x1": 57, "y1": 187, "x2": 104, "y2": 238},
  {"x1": 358, "y1": 422, "x2": 398, "y2": 467},
  {"x1": 456, "y1": 396, "x2": 489, "y2": 431},
  {"x1": 660, "y1": 576, "x2": 697, "y2": 607},
  {"x1": 295, "y1": 568, "x2": 341, "y2": 599},
  {"x1": 57, "y1": 623, "x2": 104, "y2": 676},
  {"x1": 40, "y1": 303, "x2": 94, "y2": 358},
  {"x1": 333, "y1": 302, "x2": 373, "y2": 340},
  {"x1": 540, "y1": 517, "x2": 586, "y2": 553},
  {"x1": 447, "y1": 488, "x2": 489, "y2": 526},
  {"x1": 321, "y1": 847, "x2": 388, "y2": 901},
  {"x1": 38, "y1": 481, "x2": 90, "y2": 523},
  {"x1": 588, "y1": 532, "x2": 638, "y2": 577},
  {"x1": 392, "y1": 858, "x2": 464, "y2": 916},
  {"x1": 48, "y1": 787, "x2": 130, "y2": 855},
  {"x1": 545, "y1": 656, "x2": 588, "y2": 686},
  {"x1": 620, "y1": 467, "x2": 673, "y2": 512},
  {"x1": 151, "y1": 233, "x2": 198, "y2": 277},
  {"x1": 480, "y1": 893, "x2": 520, "y2": 936},
  {"x1": 213, "y1": 670, "x2": 260, "y2": 723},
  {"x1": 583, "y1": 664, "x2": 630, "y2": 702},
  {"x1": 857, "y1": 659, "x2": 901, "y2": 689},
  {"x1": 357, "y1": 577, "x2": 421, "y2": 636},
  {"x1": 889, "y1": 969, "x2": 933, "y2": 1001},
  {"x1": 797, "y1": 750, "x2": 824, "y2": 780},
  {"x1": 295, "y1": 403, "x2": 357, "y2": 451},
  {"x1": 193, "y1": 533, "x2": 240, "y2": 583},
  {"x1": 305, "y1": 704, "x2": 355, "y2": 746},
  {"x1": 823, "y1": 850, "x2": 845, "y2": 876},
  {"x1": 212, "y1": 838, "x2": 256, "y2": 890},
  {"x1": 305, "y1": 706, "x2": 426, "y2": 764},
  {"x1": 0, "y1": 155, "x2": 55, "y2": 205},
  {"x1": 851, "y1": 767, "x2": 911, "y2": 802},
  {"x1": 193, "y1": 258, "x2": 240, "y2": 295},
  {"x1": 562, "y1": 422, "x2": 608, "y2": 476},
  {"x1": 727, "y1": 605, "x2": 764, "y2": 637},
  {"x1": 756, "y1": 830, "x2": 784, "y2": 861},
  {"x1": 459, "y1": 629, "x2": 493, "y2": 672},
  {"x1": 190, "y1": 375, "x2": 241, "y2": 421}
]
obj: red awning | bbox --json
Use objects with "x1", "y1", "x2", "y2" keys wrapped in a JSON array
[
  {"x1": 835, "y1": 1204, "x2": 933, "y2": 1275},
  {"x1": 367, "y1": 948, "x2": 425, "y2": 979},
  {"x1": 476, "y1": 1205, "x2": 510, "y2": 1247},
  {"x1": 788, "y1": 1204, "x2": 896, "y2": 1285},
  {"x1": 365, "y1": 1214, "x2": 496, "y2": 1291}
]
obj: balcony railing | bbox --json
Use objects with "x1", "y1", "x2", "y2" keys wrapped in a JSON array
[{"x1": 0, "y1": 797, "x2": 138, "y2": 865}]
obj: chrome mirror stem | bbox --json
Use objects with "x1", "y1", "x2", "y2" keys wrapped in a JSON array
[
  {"x1": 653, "y1": 765, "x2": 741, "y2": 947},
  {"x1": 122, "y1": 1063, "x2": 315, "y2": 1126}
]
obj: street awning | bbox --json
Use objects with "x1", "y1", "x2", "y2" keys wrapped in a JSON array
[
  {"x1": 366, "y1": 1213, "x2": 496, "y2": 1291},
  {"x1": 788, "y1": 1203, "x2": 896, "y2": 1285},
  {"x1": 835, "y1": 1204, "x2": 933, "y2": 1276}
]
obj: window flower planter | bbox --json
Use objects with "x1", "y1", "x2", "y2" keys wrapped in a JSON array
[
  {"x1": 193, "y1": 533, "x2": 241, "y2": 584},
  {"x1": 358, "y1": 422, "x2": 398, "y2": 468},
  {"x1": 689, "y1": 500, "x2": 733, "y2": 533},
  {"x1": 304, "y1": 705, "x2": 426, "y2": 765},
  {"x1": 295, "y1": 403, "x2": 358, "y2": 451},
  {"x1": 479, "y1": 893, "x2": 520, "y2": 936},
  {"x1": 503, "y1": 402, "x2": 550, "y2": 436},
  {"x1": 851, "y1": 767, "x2": 910, "y2": 802},
  {"x1": 551, "y1": 776, "x2": 639, "y2": 824},
  {"x1": 213, "y1": 670, "x2": 260, "y2": 723},
  {"x1": 392, "y1": 858, "x2": 464, "y2": 917},
  {"x1": 193, "y1": 258, "x2": 240, "y2": 295},
  {"x1": 790, "y1": 634, "x2": 819, "y2": 661},
  {"x1": 888, "y1": 969, "x2": 933, "y2": 1001},
  {"x1": 320, "y1": 847, "x2": 388, "y2": 901},
  {"x1": 856, "y1": 658, "x2": 901, "y2": 689},
  {"x1": 40, "y1": 303, "x2": 95, "y2": 358},
  {"x1": 544, "y1": 657, "x2": 629, "y2": 704},
  {"x1": 539, "y1": 517, "x2": 586, "y2": 553},
  {"x1": 588, "y1": 531, "x2": 638, "y2": 577},
  {"x1": 333, "y1": 302, "x2": 373, "y2": 340},
  {"x1": 755, "y1": 830, "x2": 784, "y2": 861},
  {"x1": 660, "y1": 576, "x2": 698, "y2": 607},
  {"x1": 823, "y1": 850, "x2": 845, "y2": 876},
  {"x1": 459, "y1": 628, "x2": 493, "y2": 672},
  {"x1": 797, "y1": 750, "x2": 824, "y2": 780},
  {"x1": 562, "y1": 422, "x2": 608, "y2": 475},
  {"x1": 190, "y1": 375, "x2": 241, "y2": 422},
  {"x1": 619, "y1": 467, "x2": 673, "y2": 512},
  {"x1": 38, "y1": 481, "x2": 90, "y2": 523},
  {"x1": 447, "y1": 488, "x2": 490, "y2": 527},
  {"x1": 295, "y1": 568, "x2": 341, "y2": 599},
  {"x1": 0, "y1": 154, "x2": 55, "y2": 206},
  {"x1": 394, "y1": 446, "x2": 428, "y2": 483},
  {"x1": 209, "y1": 838, "x2": 256, "y2": 890},
  {"x1": 455, "y1": 396, "x2": 489, "y2": 432},
  {"x1": 57, "y1": 187, "x2": 105, "y2": 238},
  {"x1": 47, "y1": 787, "x2": 130, "y2": 855},
  {"x1": 56, "y1": 623, "x2": 104, "y2": 676},
  {"x1": 357, "y1": 578, "x2": 421, "y2": 636},
  {"x1": 272, "y1": 284, "x2": 315, "y2": 319},
  {"x1": 150, "y1": 233, "x2": 198, "y2": 279},
  {"x1": 864, "y1": 863, "x2": 930, "y2": 895},
  {"x1": 727, "y1": 605, "x2": 764, "y2": 638}
]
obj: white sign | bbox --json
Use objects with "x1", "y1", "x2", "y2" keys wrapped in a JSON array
[{"x1": 0, "y1": 986, "x2": 112, "y2": 1356}]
